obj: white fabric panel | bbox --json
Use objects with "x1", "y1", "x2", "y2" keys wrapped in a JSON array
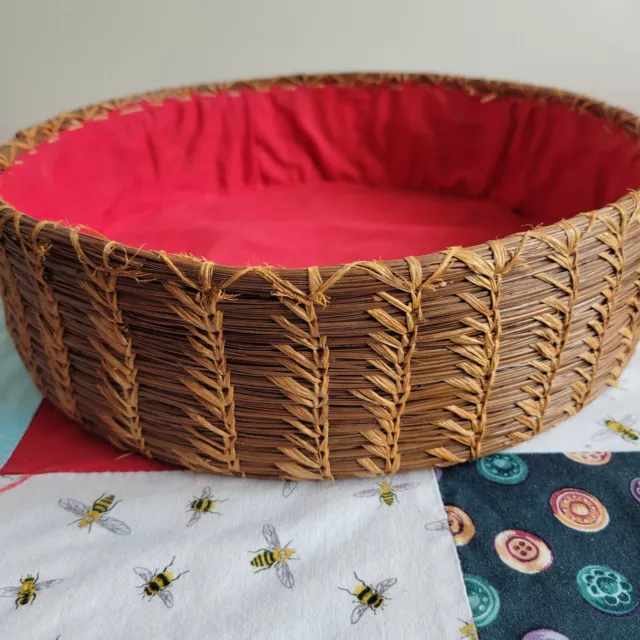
[{"x1": 0, "y1": 469, "x2": 473, "y2": 640}]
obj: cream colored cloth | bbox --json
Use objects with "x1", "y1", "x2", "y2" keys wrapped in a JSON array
[{"x1": 0, "y1": 469, "x2": 473, "y2": 640}]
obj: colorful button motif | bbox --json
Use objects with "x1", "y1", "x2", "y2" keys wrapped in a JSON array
[
  {"x1": 464, "y1": 574, "x2": 500, "y2": 628},
  {"x1": 549, "y1": 488, "x2": 609, "y2": 532},
  {"x1": 522, "y1": 631, "x2": 568, "y2": 640},
  {"x1": 630, "y1": 477, "x2": 640, "y2": 504},
  {"x1": 576, "y1": 565, "x2": 638, "y2": 615},
  {"x1": 444, "y1": 505, "x2": 475, "y2": 546},
  {"x1": 477, "y1": 454, "x2": 528, "y2": 485},
  {"x1": 494, "y1": 529, "x2": 553, "y2": 574},
  {"x1": 440, "y1": 452, "x2": 640, "y2": 637},
  {"x1": 564, "y1": 451, "x2": 611, "y2": 466}
]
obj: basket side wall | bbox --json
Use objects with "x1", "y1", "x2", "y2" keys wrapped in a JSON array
[{"x1": 1, "y1": 198, "x2": 638, "y2": 478}]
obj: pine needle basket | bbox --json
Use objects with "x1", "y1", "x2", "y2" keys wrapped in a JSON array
[{"x1": 1, "y1": 73, "x2": 639, "y2": 480}]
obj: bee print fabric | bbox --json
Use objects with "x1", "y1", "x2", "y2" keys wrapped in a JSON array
[
  {"x1": 0, "y1": 470, "x2": 473, "y2": 640},
  {"x1": 437, "y1": 452, "x2": 640, "y2": 639}
]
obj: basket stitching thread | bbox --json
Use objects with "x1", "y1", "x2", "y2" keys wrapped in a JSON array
[
  {"x1": 570, "y1": 208, "x2": 628, "y2": 413},
  {"x1": 474, "y1": 240, "x2": 508, "y2": 457},
  {"x1": 272, "y1": 267, "x2": 333, "y2": 481},
  {"x1": 434, "y1": 243, "x2": 512, "y2": 462},
  {"x1": 509, "y1": 219, "x2": 584, "y2": 441},
  {"x1": 13, "y1": 218, "x2": 80, "y2": 421},
  {"x1": 353, "y1": 258, "x2": 423, "y2": 477},
  {"x1": 0, "y1": 209, "x2": 47, "y2": 394},
  {"x1": 161, "y1": 254, "x2": 242, "y2": 477},
  {"x1": 609, "y1": 193, "x2": 640, "y2": 382},
  {"x1": 70, "y1": 228, "x2": 150, "y2": 457},
  {"x1": 354, "y1": 252, "x2": 456, "y2": 476}
]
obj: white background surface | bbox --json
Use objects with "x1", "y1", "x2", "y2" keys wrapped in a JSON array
[{"x1": 2, "y1": 0, "x2": 640, "y2": 140}]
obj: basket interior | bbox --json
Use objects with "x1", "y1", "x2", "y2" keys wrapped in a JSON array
[{"x1": 2, "y1": 83, "x2": 640, "y2": 267}]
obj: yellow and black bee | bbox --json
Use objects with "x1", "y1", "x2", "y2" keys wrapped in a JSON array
[
  {"x1": 339, "y1": 572, "x2": 397, "y2": 624},
  {"x1": 592, "y1": 414, "x2": 639, "y2": 444},
  {"x1": 354, "y1": 479, "x2": 419, "y2": 506},
  {"x1": 0, "y1": 573, "x2": 63, "y2": 608},
  {"x1": 186, "y1": 486, "x2": 227, "y2": 527},
  {"x1": 249, "y1": 524, "x2": 296, "y2": 588},
  {"x1": 458, "y1": 620, "x2": 479, "y2": 639},
  {"x1": 59, "y1": 493, "x2": 131, "y2": 534},
  {"x1": 282, "y1": 479, "x2": 298, "y2": 498},
  {"x1": 134, "y1": 557, "x2": 188, "y2": 608}
]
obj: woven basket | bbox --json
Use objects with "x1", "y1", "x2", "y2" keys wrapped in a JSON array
[{"x1": 1, "y1": 73, "x2": 639, "y2": 480}]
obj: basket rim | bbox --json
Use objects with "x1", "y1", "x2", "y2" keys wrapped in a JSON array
[{"x1": 1, "y1": 71, "x2": 639, "y2": 281}]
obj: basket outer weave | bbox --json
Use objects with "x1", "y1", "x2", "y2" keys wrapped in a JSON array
[{"x1": 0, "y1": 73, "x2": 639, "y2": 479}]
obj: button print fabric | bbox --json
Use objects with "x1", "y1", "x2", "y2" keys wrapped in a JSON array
[
  {"x1": 576, "y1": 565, "x2": 638, "y2": 615},
  {"x1": 476, "y1": 454, "x2": 529, "y2": 485},
  {"x1": 564, "y1": 451, "x2": 612, "y2": 465},
  {"x1": 443, "y1": 506, "x2": 475, "y2": 546},
  {"x1": 549, "y1": 488, "x2": 610, "y2": 532},
  {"x1": 494, "y1": 530, "x2": 553, "y2": 574},
  {"x1": 438, "y1": 453, "x2": 640, "y2": 638}
]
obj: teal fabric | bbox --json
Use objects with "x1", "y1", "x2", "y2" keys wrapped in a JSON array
[
  {"x1": 438, "y1": 452, "x2": 640, "y2": 639},
  {"x1": 0, "y1": 302, "x2": 42, "y2": 466}
]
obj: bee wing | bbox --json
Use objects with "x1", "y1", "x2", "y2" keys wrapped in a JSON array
[
  {"x1": 623, "y1": 414, "x2": 637, "y2": 426},
  {"x1": 0, "y1": 586, "x2": 21, "y2": 597},
  {"x1": 187, "y1": 510, "x2": 201, "y2": 527},
  {"x1": 35, "y1": 579, "x2": 63, "y2": 591},
  {"x1": 592, "y1": 429, "x2": 615, "y2": 441},
  {"x1": 375, "y1": 577, "x2": 397, "y2": 596},
  {"x1": 351, "y1": 604, "x2": 369, "y2": 624},
  {"x1": 393, "y1": 482, "x2": 419, "y2": 492},
  {"x1": 96, "y1": 515, "x2": 131, "y2": 535},
  {"x1": 134, "y1": 567, "x2": 154, "y2": 582},
  {"x1": 282, "y1": 480, "x2": 298, "y2": 498},
  {"x1": 262, "y1": 524, "x2": 281, "y2": 549},
  {"x1": 157, "y1": 589, "x2": 173, "y2": 608},
  {"x1": 58, "y1": 498, "x2": 90, "y2": 517},
  {"x1": 200, "y1": 486, "x2": 212, "y2": 499},
  {"x1": 425, "y1": 518, "x2": 449, "y2": 532},
  {"x1": 276, "y1": 561, "x2": 295, "y2": 589},
  {"x1": 353, "y1": 489, "x2": 379, "y2": 498}
]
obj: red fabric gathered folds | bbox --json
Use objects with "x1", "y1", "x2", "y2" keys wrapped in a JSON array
[{"x1": 2, "y1": 84, "x2": 639, "y2": 267}]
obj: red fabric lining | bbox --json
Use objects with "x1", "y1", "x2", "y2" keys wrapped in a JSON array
[
  {"x1": 2, "y1": 84, "x2": 639, "y2": 267},
  {"x1": 1, "y1": 402, "x2": 171, "y2": 474}
]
